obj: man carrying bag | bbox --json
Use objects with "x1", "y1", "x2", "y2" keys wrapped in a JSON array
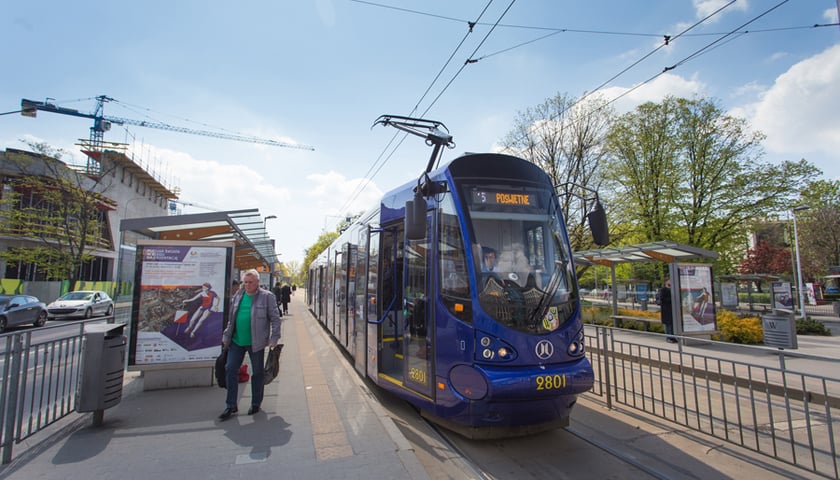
[{"x1": 218, "y1": 269, "x2": 282, "y2": 420}]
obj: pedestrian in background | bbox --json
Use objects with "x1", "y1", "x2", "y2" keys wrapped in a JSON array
[
  {"x1": 658, "y1": 277, "x2": 676, "y2": 343},
  {"x1": 272, "y1": 282, "x2": 284, "y2": 316},
  {"x1": 280, "y1": 283, "x2": 292, "y2": 315},
  {"x1": 219, "y1": 269, "x2": 282, "y2": 420}
]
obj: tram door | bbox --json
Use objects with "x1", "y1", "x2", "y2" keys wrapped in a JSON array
[
  {"x1": 378, "y1": 223, "x2": 405, "y2": 382},
  {"x1": 403, "y1": 211, "x2": 433, "y2": 397}
]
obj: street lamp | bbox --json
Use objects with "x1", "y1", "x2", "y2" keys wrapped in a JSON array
[
  {"x1": 792, "y1": 205, "x2": 810, "y2": 320},
  {"x1": 264, "y1": 215, "x2": 277, "y2": 227}
]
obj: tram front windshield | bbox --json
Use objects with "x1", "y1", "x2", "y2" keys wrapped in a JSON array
[{"x1": 465, "y1": 184, "x2": 578, "y2": 334}]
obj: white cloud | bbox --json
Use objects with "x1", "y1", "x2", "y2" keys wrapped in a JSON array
[
  {"x1": 693, "y1": 0, "x2": 748, "y2": 22},
  {"x1": 747, "y1": 44, "x2": 840, "y2": 158},
  {"x1": 825, "y1": 7, "x2": 839, "y2": 23},
  {"x1": 600, "y1": 73, "x2": 707, "y2": 113}
]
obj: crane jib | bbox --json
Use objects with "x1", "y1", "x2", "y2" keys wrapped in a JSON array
[{"x1": 20, "y1": 96, "x2": 314, "y2": 151}]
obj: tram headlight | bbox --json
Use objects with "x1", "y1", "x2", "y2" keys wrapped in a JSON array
[
  {"x1": 475, "y1": 331, "x2": 518, "y2": 362},
  {"x1": 567, "y1": 329, "x2": 586, "y2": 357}
]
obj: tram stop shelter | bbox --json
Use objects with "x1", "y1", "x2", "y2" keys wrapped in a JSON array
[
  {"x1": 717, "y1": 274, "x2": 781, "y2": 312},
  {"x1": 115, "y1": 208, "x2": 280, "y2": 389},
  {"x1": 574, "y1": 240, "x2": 719, "y2": 340}
]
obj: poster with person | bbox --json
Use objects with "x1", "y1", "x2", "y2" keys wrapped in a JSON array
[
  {"x1": 771, "y1": 281, "x2": 794, "y2": 309},
  {"x1": 678, "y1": 264, "x2": 717, "y2": 332},
  {"x1": 129, "y1": 240, "x2": 234, "y2": 366}
]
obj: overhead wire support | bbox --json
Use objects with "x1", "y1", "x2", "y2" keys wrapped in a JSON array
[{"x1": 372, "y1": 115, "x2": 455, "y2": 173}]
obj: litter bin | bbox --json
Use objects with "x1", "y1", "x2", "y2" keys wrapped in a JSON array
[{"x1": 76, "y1": 323, "x2": 126, "y2": 425}]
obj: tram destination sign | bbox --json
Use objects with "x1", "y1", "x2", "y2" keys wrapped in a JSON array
[{"x1": 469, "y1": 188, "x2": 542, "y2": 209}]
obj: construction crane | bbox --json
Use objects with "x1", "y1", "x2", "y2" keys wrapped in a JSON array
[{"x1": 20, "y1": 95, "x2": 315, "y2": 152}]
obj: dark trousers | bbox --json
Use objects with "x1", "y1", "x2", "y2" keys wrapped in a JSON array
[{"x1": 225, "y1": 342, "x2": 265, "y2": 408}]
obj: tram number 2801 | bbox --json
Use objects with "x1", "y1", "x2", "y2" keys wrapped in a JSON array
[
  {"x1": 409, "y1": 367, "x2": 428, "y2": 386},
  {"x1": 535, "y1": 374, "x2": 567, "y2": 391}
]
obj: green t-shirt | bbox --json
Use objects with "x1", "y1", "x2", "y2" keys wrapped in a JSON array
[{"x1": 232, "y1": 293, "x2": 253, "y2": 346}]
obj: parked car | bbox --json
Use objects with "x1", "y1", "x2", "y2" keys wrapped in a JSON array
[
  {"x1": 47, "y1": 290, "x2": 114, "y2": 320},
  {"x1": 0, "y1": 294, "x2": 48, "y2": 333}
]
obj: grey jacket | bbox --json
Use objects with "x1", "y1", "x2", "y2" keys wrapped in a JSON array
[{"x1": 222, "y1": 288, "x2": 282, "y2": 351}]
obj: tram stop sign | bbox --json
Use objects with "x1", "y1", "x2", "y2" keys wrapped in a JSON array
[{"x1": 761, "y1": 310, "x2": 798, "y2": 349}]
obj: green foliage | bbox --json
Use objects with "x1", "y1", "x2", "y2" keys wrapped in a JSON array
[
  {"x1": 714, "y1": 310, "x2": 764, "y2": 344},
  {"x1": 602, "y1": 96, "x2": 820, "y2": 278},
  {"x1": 301, "y1": 230, "x2": 339, "y2": 273},
  {"x1": 796, "y1": 317, "x2": 832, "y2": 336}
]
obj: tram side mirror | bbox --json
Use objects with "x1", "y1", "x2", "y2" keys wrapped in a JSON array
[
  {"x1": 405, "y1": 192, "x2": 427, "y2": 240},
  {"x1": 587, "y1": 197, "x2": 610, "y2": 246}
]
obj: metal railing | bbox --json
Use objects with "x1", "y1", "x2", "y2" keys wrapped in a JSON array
[
  {"x1": 585, "y1": 324, "x2": 840, "y2": 479},
  {"x1": 1, "y1": 323, "x2": 86, "y2": 463},
  {"x1": 0, "y1": 304, "x2": 130, "y2": 465}
]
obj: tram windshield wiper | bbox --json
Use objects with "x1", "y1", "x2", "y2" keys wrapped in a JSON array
[
  {"x1": 527, "y1": 232, "x2": 567, "y2": 327},
  {"x1": 527, "y1": 259, "x2": 563, "y2": 327}
]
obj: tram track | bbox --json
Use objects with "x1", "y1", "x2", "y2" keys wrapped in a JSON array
[
  {"x1": 425, "y1": 416, "x2": 666, "y2": 480},
  {"x1": 392, "y1": 395, "x2": 824, "y2": 480}
]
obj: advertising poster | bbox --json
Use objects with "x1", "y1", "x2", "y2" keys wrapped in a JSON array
[
  {"x1": 678, "y1": 264, "x2": 716, "y2": 333},
  {"x1": 636, "y1": 283, "x2": 649, "y2": 302},
  {"x1": 720, "y1": 282, "x2": 738, "y2": 308},
  {"x1": 771, "y1": 281, "x2": 794, "y2": 309},
  {"x1": 129, "y1": 240, "x2": 233, "y2": 366},
  {"x1": 805, "y1": 282, "x2": 816, "y2": 305}
]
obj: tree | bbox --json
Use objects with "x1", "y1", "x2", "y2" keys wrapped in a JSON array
[
  {"x1": 0, "y1": 143, "x2": 117, "y2": 281},
  {"x1": 738, "y1": 240, "x2": 792, "y2": 275},
  {"x1": 301, "y1": 230, "x2": 339, "y2": 275},
  {"x1": 603, "y1": 96, "x2": 820, "y2": 274},
  {"x1": 796, "y1": 179, "x2": 840, "y2": 280},
  {"x1": 499, "y1": 93, "x2": 616, "y2": 252}
]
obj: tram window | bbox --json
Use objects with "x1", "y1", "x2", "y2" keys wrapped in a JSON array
[{"x1": 439, "y1": 195, "x2": 471, "y2": 323}]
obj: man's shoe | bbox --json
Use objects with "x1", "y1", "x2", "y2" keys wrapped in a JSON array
[
  {"x1": 248, "y1": 405, "x2": 260, "y2": 415},
  {"x1": 218, "y1": 407, "x2": 238, "y2": 420},
  {"x1": 666, "y1": 337, "x2": 678, "y2": 343}
]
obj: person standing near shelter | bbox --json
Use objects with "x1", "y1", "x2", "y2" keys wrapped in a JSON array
[
  {"x1": 658, "y1": 277, "x2": 676, "y2": 343},
  {"x1": 280, "y1": 283, "x2": 292, "y2": 315},
  {"x1": 219, "y1": 269, "x2": 282, "y2": 420},
  {"x1": 272, "y1": 282, "x2": 284, "y2": 315}
]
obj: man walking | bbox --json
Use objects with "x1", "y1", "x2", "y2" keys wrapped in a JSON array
[{"x1": 219, "y1": 269, "x2": 282, "y2": 420}]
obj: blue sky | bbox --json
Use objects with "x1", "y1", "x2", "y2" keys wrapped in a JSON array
[{"x1": 2, "y1": 1, "x2": 839, "y2": 267}]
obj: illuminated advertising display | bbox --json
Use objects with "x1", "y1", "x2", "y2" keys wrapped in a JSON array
[
  {"x1": 678, "y1": 263, "x2": 716, "y2": 333},
  {"x1": 129, "y1": 240, "x2": 233, "y2": 366}
]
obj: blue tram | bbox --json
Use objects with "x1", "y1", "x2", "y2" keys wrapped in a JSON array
[{"x1": 307, "y1": 117, "x2": 608, "y2": 439}]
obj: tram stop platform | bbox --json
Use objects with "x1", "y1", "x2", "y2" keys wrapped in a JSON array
[
  {"x1": 0, "y1": 294, "x2": 435, "y2": 480},
  {"x1": 2, "y1": 293, "x2": 838, "y2": 480}
]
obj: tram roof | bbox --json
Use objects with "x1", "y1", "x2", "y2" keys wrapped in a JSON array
[
  {"x1": 573, "y1": 240, "x2": 718, "y2": 267},
  {"x1": 120, "y1": 208, "x2": 280, "y2": 270}
]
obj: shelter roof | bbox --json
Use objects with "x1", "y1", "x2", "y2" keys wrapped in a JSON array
[
  {"x1": 120, "y1": 209, "x2": 279, "y2": 270},
  {"x1": 719, "y1": 273, "x2": 781, "y2": 281},
  {"x1": 574, "y1": 240, "x2": 718, "y2": 267}
]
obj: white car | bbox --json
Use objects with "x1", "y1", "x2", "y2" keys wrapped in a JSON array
[{"x1": 47, "y1": 290, "x2": 114, "y2": 320}]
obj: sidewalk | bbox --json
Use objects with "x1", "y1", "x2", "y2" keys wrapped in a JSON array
[{"x1": 0, "y1": 294, "x2": 430, "y2": 480}]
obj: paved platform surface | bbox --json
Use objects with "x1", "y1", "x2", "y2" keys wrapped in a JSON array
[{"x1": 0, "y1": 294, "x2": 430, "y2": 480}]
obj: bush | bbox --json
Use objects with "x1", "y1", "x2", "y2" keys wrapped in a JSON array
[
  {"x1": 796, "y1": 317, "x2": 832, "y2": 336},
  {"x1": 714, "y1": 310, "x2": 763, "y2": 344}
]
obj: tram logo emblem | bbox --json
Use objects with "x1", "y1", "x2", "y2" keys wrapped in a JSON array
[{"x1": 535, "y1": 340, "x2": 554, "y2": 359}]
